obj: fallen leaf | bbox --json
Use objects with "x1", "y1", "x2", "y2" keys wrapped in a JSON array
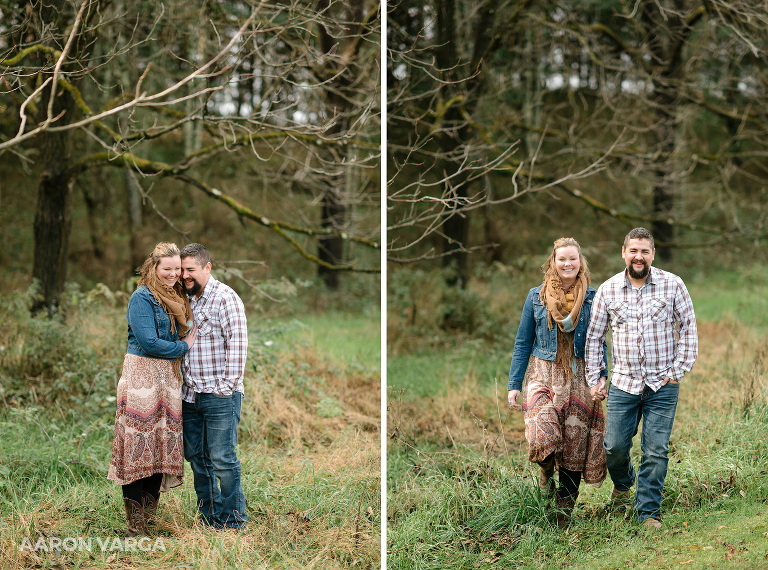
[
  {"x1": 717, "y1": 525, "x2": 729, "y2": 530},
  {"x1": 740, "y1": 490, "x2": 746, "y2": 498},
  {"x1": 703, "y1": 546, "x2": 714, "y2": 550},
  {"x1": 688, "y1": 546, "x2": 699, "y2": 550},
  {"x1": 680, "y1": 561, "x2": 694, "y2": 565},
  {"x1": 684, "y1": 521, "x2": 688, "y2": 529}
]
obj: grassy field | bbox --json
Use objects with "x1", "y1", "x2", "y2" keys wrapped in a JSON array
[
  {"x1": 387, "y1": 266, "x2": 768, "y2": 569},
  {"x1": 0, "y1": 288, "x2": 381, "y2": 569}
]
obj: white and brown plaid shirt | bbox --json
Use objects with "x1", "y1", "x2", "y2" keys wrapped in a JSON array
[
  {"x1": 182, "y1": 277, "x2": 248, "y2": 403},
  {"x1": 585, "y1": 266, "x2": 698, "y2": 395}
]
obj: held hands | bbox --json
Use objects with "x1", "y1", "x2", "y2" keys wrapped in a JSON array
[
  {"x1": 183, "y1": 323, "x2": 198, "y2": 349},
  {"x1": 508, "y1": 389, "x2": 522, "y2": 411},
  {"x1": 590, "y1": 377, "x2": 607, "y2": 401}
]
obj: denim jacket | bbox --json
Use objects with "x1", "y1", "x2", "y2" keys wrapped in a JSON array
[
  {"x1": 508, "y1": 284, "x2": 608, "y2": 391},
  {"x1": 126, "y1": 285, "x2": 189, "y2": 360}
]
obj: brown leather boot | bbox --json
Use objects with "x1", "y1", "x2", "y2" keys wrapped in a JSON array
[
  {"x1": 142, "y1": 491, "x2": 159, "y2": 522},
  {"x1": 555, "y1": 494, "x2": 576, "y2": 529},
  {"x1": 538, "y1": 457, "x2": 556, "y2": 497},
  {"x1": 123, "y1": 498, "x2": 148, "y2": 537}
]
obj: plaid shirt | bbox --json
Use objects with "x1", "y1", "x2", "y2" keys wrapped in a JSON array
[
  {"x1": 182, "y1": 277, "x2": 248, "y2": 403},
  {"x1": 585, "y1": 267, "x2": 698, "y2": 395}
]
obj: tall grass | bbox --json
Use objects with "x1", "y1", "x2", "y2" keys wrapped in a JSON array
[{"x1": 0, "y1": 286, "x2": 380, "y2": 569}]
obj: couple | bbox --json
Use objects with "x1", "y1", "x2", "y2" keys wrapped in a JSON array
[
  {"x1": 508, "y1": 227, "x2": 698, "y2": 529},
  {"x1": 106, "y1": 242, "x2": 248, "y2": 536}
]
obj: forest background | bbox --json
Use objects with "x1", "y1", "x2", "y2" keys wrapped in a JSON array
[
  {"x1": 387, "y1": 1, "x2": 768, "y2": 568},
  {"x1": 0, "y1": 1, "x2": 381, "y2": 569}
]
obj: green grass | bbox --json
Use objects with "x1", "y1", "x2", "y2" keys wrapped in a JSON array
[
  {"x1": 387, "y1": 341, "x2": 508, "y2": 400},
  {"x1": 687, "y1": 266, "x2": 768, "y2": 330},
  {"x1": 289, "y1": 309, "x2": 381, "y2": 372}
]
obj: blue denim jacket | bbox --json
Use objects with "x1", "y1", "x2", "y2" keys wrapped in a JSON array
[
  {"x1": 508, "y1": 284, "x2": 608, "y2": 391},
  {"x1": 126, "y1": 285, "x2": 189, "y2": 360}
]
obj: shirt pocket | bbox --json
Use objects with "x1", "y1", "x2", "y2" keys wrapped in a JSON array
[
  {"x1": 608, "y1": 301, "x2": 628, "y2": 327},
  {"x1": 196, "y1": 310, "x2": 214, "y2": 336},
  {"x1": 649, "y1": 297, "x2": 671, "y2": 322}
]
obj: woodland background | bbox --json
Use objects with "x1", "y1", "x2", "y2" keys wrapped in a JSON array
[
  {"x1": 0, "y1": 1, "x2": 381, "y2": 568},
  {"x1": 386, "y1": 2, "x2": 768, "y2": 568}
]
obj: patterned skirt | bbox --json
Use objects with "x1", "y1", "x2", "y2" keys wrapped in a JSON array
[
  {"x1": 107, "y1": 354, "x2": 184, "y2": 490},
  {"x1": 521, "y1": 356, "x2": 606, "y2": 486}
]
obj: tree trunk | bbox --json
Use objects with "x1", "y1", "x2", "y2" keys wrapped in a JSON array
[
  {"x1": 32, "y1": 85, "x2": 76, "y2": 316},
  {"x1": 315, "y1": 0, "x2": 366, "y2": 290},
  {"x1": 80, "y1": 180, "x2": 105, "y2": 260},
  {"x1": 522, "y1": 22, "x2": 542, "y2": 159},
  {"x1": 651, "y1": 90, "x2": 676, "y2": 262},
  {"x1": 440, "y1": 173, "x2": 471, "y2": 288},
  {"x1": 124, "y1": 168, "x2": 145, "y2": 276},
  {"x1": 317, "y1": 189, "x2": 346, "y2": 290}
]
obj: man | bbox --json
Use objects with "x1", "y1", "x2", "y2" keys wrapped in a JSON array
[
  {"x1": 180, "y1": 243, "x2": 248, "y2": 529},
  {"x1": 585, "y1": 227, "x2": 698, "y2": 530}
]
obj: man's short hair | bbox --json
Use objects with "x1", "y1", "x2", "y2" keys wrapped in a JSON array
[
  {"x1": 623, "y1": 227, "x2": 655, "y2": 250},
  {"x1": 180, "y1": 243, "x2": 211, "y2": 267}
]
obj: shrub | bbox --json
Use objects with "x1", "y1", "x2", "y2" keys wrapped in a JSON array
[{"x1": 0, "y1": 283, "x2": 125, "y2": 414}]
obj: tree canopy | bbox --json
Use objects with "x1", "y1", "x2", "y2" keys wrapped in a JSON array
[
  {"x1": 0, "y1": 0, "x2": 381, "y2": 311},
  {"x1": 387, "y1": 0, "x2": 768, "y2": 284}
]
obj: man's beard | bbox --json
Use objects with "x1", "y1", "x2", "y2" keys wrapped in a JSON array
[
  {"x1": 627, "y1": 262, "x2": 650, "y2": 280},
  {"x1": 184, "y1": 279, "x2": 203, "y2": 296}
]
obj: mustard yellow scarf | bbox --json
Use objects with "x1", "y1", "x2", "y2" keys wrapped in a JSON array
[{"x1": 539, "y1": 271, "x2": 588, "y2": 378}]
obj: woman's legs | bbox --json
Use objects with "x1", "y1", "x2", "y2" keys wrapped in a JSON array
[
  {"x1": 557, "y1": 467, "x2": 581, "y2": 499},
  {"x1": 141, "y1": 473, "x2": 163, "y2": 517},
  {"x1": 122, "y1": 479, "x2": 144, "y2": 503},
  {"x1": 122, "y1": 479, "x2": 147, "y2": 537},
  {"x1": 122, "y1": 473, "x2": 164, "y2": 535},
  {"x1": 142, "y1": 473, "x2": 163, "y2": 503},
  {"x1": 537, "y1": 454, "x2": 556, "y2": 496},
  {"x1": 122, "y1": 473, "x2": 163, "y2": 502},
  {"x1": 555, "y1": 466, "x2": 582, "y2": 529}
]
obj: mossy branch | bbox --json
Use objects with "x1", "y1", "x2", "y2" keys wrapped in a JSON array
[
  {"x1": 556, "y1": 184, "x2": 738, "y2": 246},
  {"x1": 0, "y1": 44, "x2": 61, "y2": 67},
  {"x1": 173, "y1": 173, "x2": 380, "y2": 273}
]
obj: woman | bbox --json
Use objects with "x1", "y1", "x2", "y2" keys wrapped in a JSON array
[
  {"x1": 507, "y1": 237, "x2": 607, "y2": 527},
  {"x1": 107, "y1": 242, "x2": 197, "y2": 536}
]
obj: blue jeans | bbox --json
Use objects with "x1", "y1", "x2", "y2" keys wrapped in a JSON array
[
  {"x1": 604, "y1": 382, "x2": 679, "y2": 522},
  {"x1": 182, "y1": 392, "x2": 247, "y2": 529}
]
